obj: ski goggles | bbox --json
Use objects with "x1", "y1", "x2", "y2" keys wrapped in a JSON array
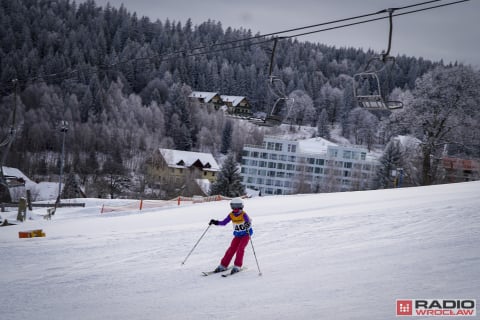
[{"x1": 230, "y1": 204, "x2": 243, "y2": 210}]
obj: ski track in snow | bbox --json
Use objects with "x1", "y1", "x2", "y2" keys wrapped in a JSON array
[{"x1": 1, "y1": 182, "x2": 479, "y2": 319}]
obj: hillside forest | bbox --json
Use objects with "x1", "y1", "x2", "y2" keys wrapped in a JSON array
[{"x1": 0, "y1": 0, "x2": 479, "y2": 200}]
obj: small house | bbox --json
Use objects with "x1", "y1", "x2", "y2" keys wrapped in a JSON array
[
  {"x1": 220, "y1": 95, "x2": 252, "y2": 116},
  {"x1": 147, "y1": 148, "x2": 220, "y2": 196},
  {"x1": 188, "y1": 91, "x2": 223, "y2": 109}
]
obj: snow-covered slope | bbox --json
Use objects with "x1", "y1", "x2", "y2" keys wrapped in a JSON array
[{"x1": 1, "y1": 182, "x2": 479, "y2": 319}]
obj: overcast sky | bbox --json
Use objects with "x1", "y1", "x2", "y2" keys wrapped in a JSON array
[{"x1": 90, "y1": 0, "x2": 479, "y2": 67}]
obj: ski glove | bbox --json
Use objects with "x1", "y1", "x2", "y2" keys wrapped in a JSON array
[{"x1": 209, "y1": 219, "x2": 219, "y2": 225}]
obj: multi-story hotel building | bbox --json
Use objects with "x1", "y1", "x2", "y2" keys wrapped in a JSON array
[{"x1": 241, "y1": 136, "x2": 380, "y2": 195}]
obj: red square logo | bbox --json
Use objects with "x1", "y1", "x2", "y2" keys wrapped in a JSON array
[{"x1": 397, "y1": 300, "x2": 413, "y2": 316}]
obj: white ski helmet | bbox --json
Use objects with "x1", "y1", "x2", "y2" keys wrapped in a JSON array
[{"x1": 230, "y1": 197, "x2": 244, "y2": 209}]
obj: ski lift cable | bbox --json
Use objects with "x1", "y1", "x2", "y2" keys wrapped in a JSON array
[
  {"x1": 82, "y1": 0, "x2": 456, "y2": 70},
  {"x1": 168, "y1": 0, "x2": 469, "y2": 72},
  {"x1": 279, "y1": 0, "x2": 469, "y2": 40},
  {"x1": 0, "y1": 0, "x2": 470, "y2": 90}
]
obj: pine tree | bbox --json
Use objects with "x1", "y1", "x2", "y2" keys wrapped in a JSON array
[
  {"x1": 209, "y1": 153, "x2": 245, "y2": 197},
  {"x1": 316, "y1": 108, "x2": 330, "y2": 139},
  {"x1": 377, "y1": 139, "x2": 403, "y2": 189},
  {"x1": 62, "y1": 171, "x2": 81, "y2": 199}
]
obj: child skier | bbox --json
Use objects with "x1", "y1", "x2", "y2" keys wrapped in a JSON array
[{"x1": 209, "y1": 197, "x2": 253, "y2": 275}]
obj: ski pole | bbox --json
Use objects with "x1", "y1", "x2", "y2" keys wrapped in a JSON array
[
  {"x1": 181, "y1": 224, "x2": 211, "y2": 265},
  {"x1": 248, "y1": 232, "x2": 262, "y2": 276}
]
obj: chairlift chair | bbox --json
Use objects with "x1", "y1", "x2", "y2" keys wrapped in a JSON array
[
  {"x1": 353, "y1": 8, "x2": 403, "y2": 111},
  {"x1": 353, "y1": 72, "x2": 403, "y2": 110}
]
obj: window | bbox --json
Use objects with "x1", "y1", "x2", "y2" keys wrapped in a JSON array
[
  {"x1": 277, "y1": 163, "x2": 285, "y2": 170},
  {"x1": 344, "y1": 162, "x2": 352, "y2": 168},
  {"x1": 242, "y1": 150, "x2": 249, "y2": 157},
  {"x1": 268, "y1": 162, "x2": 276, "y2": 168},
  {"x1": 259, "y1": 161, "x2": 266, "y2": 167},
  {"x1": 314, "y1": 167, "x2": 323, "y2": 174},
  {"x1": 361, "y1": 152, "x2": 366, "y2": 160},
  {"x1": 276, "y1": 171, "x2": 285, "y2": 178},
  {"x1": 261, "y1": 152, "x2": 269, "y2": 159},
  {"x1": 307, "y1": 158, "x2": 315, "y2": 164},
  {"x1": 343, "y1": 151, "x2": 352, "y2": 159},
  {"x1": 288, "y1": 144, "x2": 297, "y2": 152},
  {"x1": 267, "y1": 142, "x2": 275, "y2": 150},
  {"x1": 315, "y1": 159, "x2": 325, "y2": 166},
  {"x1": 270, "y1": 154, "x2": 278, "y2": 160},
  {"x1": 329, "y1": 149, "x2": 338, "y2": 158},
  {"x1": 275, "y1": 143, "x2": 283, "y2": 151}
]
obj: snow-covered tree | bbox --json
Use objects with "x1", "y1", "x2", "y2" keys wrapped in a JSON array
[
  {"x1": 316, "y1": 108, "x2": 330, "y2": 139},
  {"x1": 395, "y1": 65, "x2": 480, "y2": 185},
  {"x1": 346, "y1": 107, "x2": 379, "y2": 151},
  {"x1": 376, "y1": 139, "x2": 403, "y2": 189},
  {"x1": 209, "y1": 153, "x2": 245, "y2": 197},
  {"x1": 286, "y1": 90, "x2": 316, "y2": 126}
]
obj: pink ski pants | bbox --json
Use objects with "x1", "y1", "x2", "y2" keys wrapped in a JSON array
[{"x1": 220, "y1": 235, "x2": 249, "y2": 268}]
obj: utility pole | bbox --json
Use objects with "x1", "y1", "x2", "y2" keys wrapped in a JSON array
[
  {"x1": 57, "y1": 120, "x2": 69, "y2": 205},
  {"x1": 0, "y1": 79, "x2": 18, "y2": 203}
]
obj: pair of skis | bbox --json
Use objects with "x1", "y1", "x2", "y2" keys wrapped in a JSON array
[{"x1": 202, "y1": 267, "x2": 246, "y2": 277}]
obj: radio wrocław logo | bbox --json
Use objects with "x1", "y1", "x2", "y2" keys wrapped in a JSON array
[{"x1": 396, "y1": 299, "x2": 476, "y2": 317}]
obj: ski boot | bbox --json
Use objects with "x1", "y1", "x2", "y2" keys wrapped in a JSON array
[
  {"x1": 214, "y1": 265, "x2": 227, "y2": 273},
  {"x1": 230, "y1": 266, "x2": 241, "y2": 275}
]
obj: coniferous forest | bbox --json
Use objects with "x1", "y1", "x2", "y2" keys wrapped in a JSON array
[{"x1": 1, "y1": 0, "x2": 479, "y2": 199}]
